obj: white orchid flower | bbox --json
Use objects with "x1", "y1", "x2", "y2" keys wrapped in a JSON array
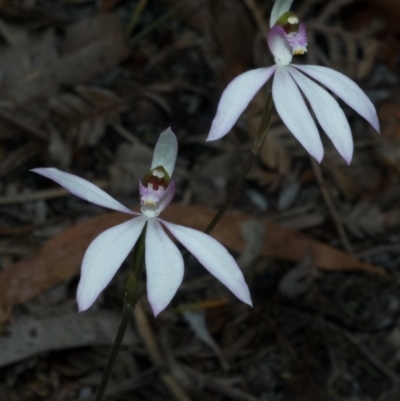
[
  {"x1": 207, "y1": 0, "x2": 380, "y2": 164},
  {"x1": 31, "y1": 128, "x2": 252, "y2": 316}
]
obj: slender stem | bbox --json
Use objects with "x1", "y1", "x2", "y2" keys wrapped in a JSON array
[
  {"x1": 126, "y1": 0, "x2": 149, "y2": 35},
  {"x1": 94, "y1": 226, "x2": 147, "y2": 401},
  {"x1": 204, "y1": 87, "x2": 274, "y2": 235},
  {"x1": 94, "y1": 294, "x2": 134, "y2": 401},
  {"x1": 130, "y1": 0, "x2": 187, "y2": 44}
]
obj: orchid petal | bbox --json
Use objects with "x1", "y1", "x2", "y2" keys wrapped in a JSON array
[
  {"x1": 151, "y1": 127, "x2": 178, "y2": 178},
  {"x1": 268, "y1": 25, "x2": 293, "y2": 66},
  {"x1": 77, "y1": 216, "x2": 147, "y2": 311},
  {"x1": 273, "y1": 67, "x2": 324, "y2": 162},
  {"x1": 270, "y1": 0, "x2": 295, "y2": 27},
  {"x1": 161, "y1": 221, "x2": 252, "y2": 306},
  {"x1": 294, "y1": 65, "x2": 380, "y2": 133},
  {"x1": 289, "y1": 67, "x2": 353, "y2": 164},
  {"x1": 145, "y1": 219, "x2": 184, "y2": 316},
  {"x1": 31, "y1": 168, "x2": 137, "y2": 215},
  {"x1": 207, "y1": 67, "x2": 276, "y2": 141}
]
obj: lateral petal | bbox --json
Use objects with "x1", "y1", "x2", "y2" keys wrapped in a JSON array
[
  {"x1": 160, "y1": 221, "x2": 252, "y2": 306},
  {"x1": 207, "y1": 67, "x2": 276, "y2": 141},
  {"x1": 31, "y1": 168, "x2": 137, "y2": 215},
  {"x1": 289, "y1": 67, "x2": 353, "y2": 164},
  {"x1": 77, "y1": 216, "x2": 147, "y2": 311},
  {"x1": 145, "y1": 219, "x2": 184, "y2": 316},
  {"x1": 151, "y1": 127, "x2": 178, "y2": 178},
  {"x1": 272, "y1": 67, "x2": 324, "y2": 162},
  {"x1": 293, "y1": 64, "x2": 380, "y2": 133}
]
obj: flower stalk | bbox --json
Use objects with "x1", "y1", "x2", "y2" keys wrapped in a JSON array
[
  {"x1": 94, "y1": 227, "x2": 146, "y2": 401},
  {"x1": 205, "y1": 86, "x2": 274, "y2": 235}
]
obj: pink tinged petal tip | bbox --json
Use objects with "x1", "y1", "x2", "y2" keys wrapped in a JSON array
[
  {"x1": 273, "y1": 67, "x2": 324, "y2": 162},
  {"x1": 270, "y1": 0, "x2": 295, "y2": 27},
  {"x1": 145, "y1": 219, "x2": 184, "y2": 317},
  {"x1": 151, "y1": 127, "x2": 178, "y2": 178},
  {"x1": 293, "y1": 65, "x2": 380, "y2": 134},
  {"x1": 207, "y1": 67, "x2": 276, "y2": 141},
  {"x1": 77, "y1": 216, "x2": 147, "y2": 312},
  {"x1": 268, "y1": 26, "x2": 293, "y2": 66},
  {"x1": 288, "y1": 67, "x2": 353, "y2": 164},
  {"x1": 140, "y1": 180, "x2": 176, "y2": 218},
  {"x1": 31, "y1": 168, "x2": 137, "y2": 215},
  {"x1": 161, "y1": 221, "x2": 252, "y2": 307}
]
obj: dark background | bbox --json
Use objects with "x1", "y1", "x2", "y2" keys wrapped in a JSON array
[{"x1": 0, "y1": 0, "x2": 400, "y2": 400}]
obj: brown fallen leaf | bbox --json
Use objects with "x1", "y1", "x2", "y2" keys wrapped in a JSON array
[
  {"x1": 0, "y1": 310, "x2": 137, "y2": 368},
  {"x1": 0, "y1": 205, "x2": 387, "y2": 307}
]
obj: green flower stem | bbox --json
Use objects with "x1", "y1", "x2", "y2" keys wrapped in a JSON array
[
  {"x1": 94, "y1": 227, "x2": 147, "y2": 401},
  {"x1": 126, "y1": 0, "x2": 149, "y2": 35},
  {"x1": 129, "y1": 0, "x2": 187, "y2": 44},
  {"x1": 204, "y1": 86, "x2": 274, "y2": 235}
]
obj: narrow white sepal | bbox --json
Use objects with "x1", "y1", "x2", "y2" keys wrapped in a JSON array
[
  {"x1": 293, "y1": 64, "x2": 380, "y2": 134},
  {"x1": 273, "y1": 67, "x2": 324, "y2": 162},
  {"x1": 160, "y1": 221, "x2": 252, "y2": 306},
  {"x1": 77, "y1": 216, "x2": 147, "y2": 312},
  {"x1": 31, "y1": 168, "x2": 137, "y2": 215},
  {"x1": 207, "y1": 67, "x2": 276, "y2": 141},
  {"x1": 151, "y1": 127, "x2": 178, "y2": 178},
  {"x1": 145, "y1": 219, "x2": 184, "y2": 316},
  {"x1": 288, "y1": 67, "x2": 353, "y2": 164},
  {"x1": 270, "y1": 0, "x2": 295, "y2": 27}
]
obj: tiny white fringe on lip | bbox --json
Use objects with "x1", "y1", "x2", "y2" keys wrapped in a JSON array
[
  {"x1": 285, "y1": 23, "x2": 308, "y2": 55},
  {"x1": 139, "y1": 181, "x2": 166, "y2": 206}
]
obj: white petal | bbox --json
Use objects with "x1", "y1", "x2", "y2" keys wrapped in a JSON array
[
  {"x1": 160, "y1": 221, "x2": 252, "y2": 306},
  {"x1": 77, "y1": 216, "x2": 147, "y2": 311},
  {"x1": 31, "y1": 168, "x2": 137, "y2": 215},
  {"x1": 145, "y1": 219, "x2": 184, "y2": 316},
  {"x1": 288, "y1": 67, "x2": 353, "y2": 164},
  {"x1": 151, "y1": 127, "x2": 178, "y2": 178},
  {"x1": 207, "y1": 67, "x2": 277, "y2": 141},
  {"x1": 273, "y1": 67, "x2": 324, "y2": 162},
  {"x1": 270, "y1": 0, "x2": 295, "y2": 27},
  {"x1": 293, "y1": 64, "x2": 380, "y2": 133}
]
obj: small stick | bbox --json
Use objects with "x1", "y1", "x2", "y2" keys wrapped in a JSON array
[
  {"x1": 241, "y1": 0, "x2": 269, "y2": 36},
  {"x1": 310, "y1": 158, "x2": 354, "y2": 254},
  {"x1": 134, "y1": 302, "x2": 192, "y2": 401},
  {"x1": 0, "y1": 180, "x2": 110, "y2": 206}
]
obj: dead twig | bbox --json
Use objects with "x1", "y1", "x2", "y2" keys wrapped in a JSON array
[
  {"x1": 0, "y1": 109, "x2": 49, "y2": 141},
  {"x1": 0, "y1": 142, "x2": 44, "y2": 177},
  {"x1": 0, "y1": 180, "x2": 110, "y2": 206},
  {"x1": 181, "y1": 365, "x2": 260, "y2": 401},
  {"x1": 133, "y1": 302, "x2": 192, "y2": 401},
  {"x1": 311, "y1": 158, "x2": 354, "y2": 254},
  {"x1": 241, "y1": 0, "x2": 269, "y2": 36},
  {"x1": 325, "y1": 320, "x2": 399, "y2": 387}
]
